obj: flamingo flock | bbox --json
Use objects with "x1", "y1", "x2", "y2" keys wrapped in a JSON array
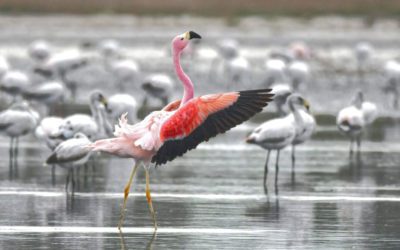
[{"x1": 0, "y1": 30, "x2": 388, "y2": 231}]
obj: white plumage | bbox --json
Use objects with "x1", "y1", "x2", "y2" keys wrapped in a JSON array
[
  {"x1": 35, "y1": 116, "x2": 64, "y2": 150},
  {"x1": 0, "y1": 102, "x2": 39, "y2": 165},
  {"x1": 46, "y1": 132, "x2": 92, "y2": 191},
  {"x1": 106, "y1": 93, "x2": 138, "y2": 123},
  {"x1": 110, "y1": 59, "x2": 140, "y2": 91},
  {"x1": 246, "y1": 94, "x2": 311, "y2": 191},
  {"x1": 29, "y1": 40, "x2": 51, "y2": 63},
  {"x1": 142, "y1": 74, "x2": 174, "y2": 105},
  {"x1": 287, "y1": 60, "x2": 309, "y2": 91},
  {"x1": 47, "y1": 133, "x2": 92, "y2": 167},
  {"x1": 0, "y1": 56, "x2": 9, "y2": 78},
  {"x1": 383, "y1": 60, "x2": 400, "y2": 108},
  {"x1": 264, "y1": 58, "x2": 287, "y2": 85},
  {"x1": 0, "y1": 102, "x2": 39, "y2": 137},
  {"x1": 0, "y1": 71, "x2": 31, "y2": 102},
  {"x1": 216, "y1": 39, "x2": 239, "y2": 60},
  {"x1": 337, "y1": 91, "x2": 377, "y2": 153},
  {"x1": 52, "y1": 91, "x2": 110, "y2": 140},
  {"x1": 271, "y1": 83, "x2": 292, "y2": 115},
  {"x1": 22, "y1": 81, "x2": 65, "y2": 106},
  {"x1": 43, "y1": 50, "x2": 89, "y2": 100}
]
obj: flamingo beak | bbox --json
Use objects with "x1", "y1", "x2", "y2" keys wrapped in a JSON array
[
  {"x1": 100, "y1": 95, "x2": 108, "y2": 109},
  {"x1": 303, "y1": 99, "x2": 310, "y2": 111},
  {"x1": 245, "y1": 136, "x2": 255, "y2": 144},
  {"x1": 187, "y1": 31, "x2": 202, "y2": 40}
]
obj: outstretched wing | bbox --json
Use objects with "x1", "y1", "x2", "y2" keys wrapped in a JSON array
[{"x1": 152, "y1": 88, "x2": 273, "y2": 165}]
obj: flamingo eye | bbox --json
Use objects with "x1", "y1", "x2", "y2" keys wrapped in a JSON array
[{"x1": 180, "y1": 38, "x2": 184, "y2": 41}]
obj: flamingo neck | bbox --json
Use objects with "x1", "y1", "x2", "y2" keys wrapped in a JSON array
[
  {"x1": 173, "y1": 49, "x2": 194, "y2": 107},
  {"x1": 289, "y1": 102, "x2": 304, "y2": 126}
]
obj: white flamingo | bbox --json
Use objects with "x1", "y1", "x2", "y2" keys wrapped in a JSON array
[
  {"x1": 0, "y1": 70, "x2": 31, "y2": 103},
  {"x1": 246, "y1": 94, "x2": 310, "y2": 192},
  {"x1": 141, "y1": 74, "x2": 174, "y2": 106},
  {"x1": 43, "y1": 50, "x2": 89, "y2": 100},
  {"x1": 22, "y1": 81, "x2": 65, "y2": 114},
  {"x1": 271, "y1": 83, "x2": 292, "y2": 116},
  {"x1": 383, "y1": 60, "x2": 400, "y2": 108},
  {"x1": 0, "y1": 102, "x2": 39, "y2": 167},
  {"x1": 337, "y1": 91, "x2": 377, "y2": 154},
  {"x1": 106, "y1": 93, "x2": 138, "y2": 124},
  {"x1": 52, "y1": 91, "x2": 110, "y2": 140},
  {"x1": 264, "y1": 58, "x2": 287, "y2": 86},
  {"x1": 46, "y1": 132, "x2": 92, "y2": 191}
]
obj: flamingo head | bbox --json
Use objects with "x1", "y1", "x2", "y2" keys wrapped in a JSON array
[
  {"x1": 172, "y1": 31, "x2": 202, "y2": 53},
  {"x1": 287, "y1": 94, "x2": 310, "y2": 112},
  {"x1": 89, "y1": 90, "x2": 108, "y2": 109}
]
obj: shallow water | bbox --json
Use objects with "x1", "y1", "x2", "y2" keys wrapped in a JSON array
[
  {"x1": 1, "y1": 15, "x2": 400, "y2": 249},
  {"x1": 1, "y1": 122, "x2": 400, "y2": 249}
]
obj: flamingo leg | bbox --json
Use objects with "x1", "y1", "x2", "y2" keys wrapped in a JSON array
[
  {"x1": 275, "y1": 150, "x2": 280, "y2": 191},
  {"x1": 356, "y1": 136, "x2": 362, "y2": 152},
  {"x1": 65, "y1": 169, "x2": 71, "y2": 192},
  {"x1": 263, "y1": 150, "x2": 271, "y2": 194},
  {"x1": 9, "y1": 137, "x2": 14, "y2": 178},
  {"x1": 145, "y1": 168, "x2": 158, "y2": 230},
  {"x1": 51, "y1": 165, "x2": 56, "y2": 186},
  {"x1": 71, "y1": 168, "x2": 76, "y2": 193},
  {"x1": 118, "y1": 161, "x2": 140, "y2": 231},
  {"x1": 291, "y1": 145, "x2": 296, "y2": 171},
  {"x1": 291, "y1": 145, "x2": 296, "y2": 186},
  {"x1": 14, "y1": 137, "x2": 19, "y2": 160},
  {"x1": 9, "y1": 137, "x2": 14, "y2": 165},
  {"x1": 349, "y1": 138, "x2": 354, "y2": 155}
]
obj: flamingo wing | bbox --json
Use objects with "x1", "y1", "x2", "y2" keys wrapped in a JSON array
[
  {"x1": 162, "y1": 99, "x2": 181, "y2": 111},
  {"x1": 152, "y1": 88, "x2": 273, "y2": 165}
]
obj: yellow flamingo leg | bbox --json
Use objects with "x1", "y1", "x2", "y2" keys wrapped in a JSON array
[
  {"x1": 145, "y1": 169, "x2": 158, "y2": 230},
  {"x1": 118, "y1": 161, "x2": 140, "y2": 231}
]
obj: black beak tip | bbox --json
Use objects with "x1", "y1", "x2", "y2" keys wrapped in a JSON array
[{"x1": 189, "y1": 31, "x2": 202, "y2": 40}]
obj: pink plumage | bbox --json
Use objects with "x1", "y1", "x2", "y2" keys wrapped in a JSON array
[{"x1": 86, "y1": 31, "x2": 273, "y2": 231}]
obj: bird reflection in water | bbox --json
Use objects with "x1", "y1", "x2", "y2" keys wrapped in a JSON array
[{"x1": 119, "y1": 231, "x2": 157, "y2": 250}]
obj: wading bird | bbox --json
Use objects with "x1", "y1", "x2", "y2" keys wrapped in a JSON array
[
  {"x1": 105, "y1": 93, "x2": 138, "y2": 124},
  {"x1": 46, "y1": 132, "x2": 92, "y2": 191},
  {"x1": 289, "y1": 98, "x2": 316, "y2": 170},
  {"x1": 270, "y1": 83, "x2": 292, "y2": 116},
  {"x1": 142, "y1": 74, "x2": 174, "y2": 106},
  {"x1": 337, "y1": 91, "x2": 377, "y2": 154},
  {"x1": 88, "y1": 31, "x2": 273, "y2": 231},
  {"x1": 52, "y1": 91, "x2": 110, "y2": 140},
  {"x1": 22, "y1": 81, "x2": 65, "y2": 114},
  {"x1": 0, "y1": 102, "x2": 39, "y2": 167},
  {"x1": 0, "y1": 71, "x2": 31, "y2": 103},
  {"x1": 246, "y1": 94, "x2": 310, "y2": 192},
  {"x1": 383, "y1": 60, "x2": 400, "y2": 108},
  {"x1": 35, "y1": 116, "x2": 64, "y2": 184}
]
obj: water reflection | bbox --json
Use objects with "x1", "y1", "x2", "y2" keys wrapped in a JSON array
[{"x1": 1, "y1": 81, "x2": 400, "y2": 248}]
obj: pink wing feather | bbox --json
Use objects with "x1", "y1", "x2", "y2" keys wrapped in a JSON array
[
  {"x1": 153, "y1": 89, "x2": 274, "y2": 165},
  {"x1": 159, "y1": 92, "x2": 239, "y2": 142}
]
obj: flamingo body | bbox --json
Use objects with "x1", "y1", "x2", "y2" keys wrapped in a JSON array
[
  {"x1": 87, "y1": 31, "x2": 273, "y2": 231},
  {"x1": 90, "y1": 89, "x2": 272, "y2": 165},
  {"x1": 337, "y1": 106, "x2": 364, "y2": 136},
  {"x1": 289, "y1": 109, "x2": 316, "y2": 145}
]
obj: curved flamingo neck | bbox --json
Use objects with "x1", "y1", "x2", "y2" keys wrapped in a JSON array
[{"x1": 173, "y1": 49, "x2": 194, "y2": 107}]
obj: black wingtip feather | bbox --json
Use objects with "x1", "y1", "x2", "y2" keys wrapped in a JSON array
[
  {"x1": 46, "y1": 153, "x2": 58, "y2": 164},
  {"x1": 152, "y1": 88, "x2": 273, "y2": 166}
]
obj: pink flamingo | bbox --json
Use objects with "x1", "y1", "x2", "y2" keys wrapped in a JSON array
[{"x1": 88, "y1": 31, "x2": 274, "y2": 231}]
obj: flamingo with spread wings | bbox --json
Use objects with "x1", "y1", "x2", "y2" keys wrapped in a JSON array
[{"x1": 88, "y1": 31, "x2": 274, "y2": 231}]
